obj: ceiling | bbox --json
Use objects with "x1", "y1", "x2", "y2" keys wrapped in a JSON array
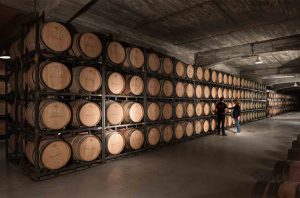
[{"x1": 0, "y1": 0, "x2": 300, "y2": 94}]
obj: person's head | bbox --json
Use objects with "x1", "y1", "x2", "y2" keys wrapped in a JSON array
[
  {"x1": 220, "y1": 97, "x2": 224, "y2": 102},
  {"x1": 233, "y1": 99, "x2": 239, "y2": 105}
]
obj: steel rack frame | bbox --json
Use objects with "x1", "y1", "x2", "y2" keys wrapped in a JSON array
[{"x1": 9, "y1": 13, "x2": 271, "y2": 181}]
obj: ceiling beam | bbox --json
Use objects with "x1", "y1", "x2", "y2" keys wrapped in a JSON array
[
  {"x1": 195, "y1": 34, "x2": 300, "y2": 67},
  {"x1": 67, "y1": 0, "x2": 98, "y2": 23},
  {"x1": 241, "y1": 66, "x2": 300, "y2": 77}
]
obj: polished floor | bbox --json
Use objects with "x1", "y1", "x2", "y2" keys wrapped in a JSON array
[{"x1": 1, "y1": 112, "x2": 300, "y2": 198}]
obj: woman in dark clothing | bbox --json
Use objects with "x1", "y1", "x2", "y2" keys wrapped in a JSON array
[{"x1": 229, "y1": 99, "x2": 241, "y2": 133}]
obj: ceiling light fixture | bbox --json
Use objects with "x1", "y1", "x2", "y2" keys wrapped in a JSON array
[
  {"x1": 254, "y1": 56, "x2": 263, "y2": 64},
  {"x1": 251, "y1": 44, "x2": 263, "y2": 65},
  {"x1": 0, "y1": 50, "x2": 11, "y2": 60},
  {"x1": 293, "y1": 82, "x2": 298, "y2": 87}
]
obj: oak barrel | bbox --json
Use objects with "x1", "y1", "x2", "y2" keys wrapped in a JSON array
[
  {"x1": 124, "y1": 75, "x2": 144, "y2": 96},
  {"x1": 147, "y1": 52, "x2": 160, "y2": 72},
  {"x1": 186, "y1": 103, "x2": 194, "y2": 118},
  {"x1": 147, "y1": 102, "x2": 160, "y2": 121},
  {"x1": 147, "y1": 77, "x2": 161, "y2": 96},
  {"x1": 185, "y1": 122, "x2": 194, "y2": 137},
  {"x1": 0, "y1": 101, "x2": 11, "y2": 115},
  {"x1": 175, "y1": 61, "x2": 185, "y2": 77},
  {"x1": 70, "y1": 100, "x2": 101, "y2": 127},
  {"x1": 211, "y1": 103, "x2": 216, "y2": 115},
  {"x1": 107, "y1": 41, "x2": 125, "y2": 64},
  {"x1": 107, "y1": 72, "x2": 125, "y2": 94},
  {"x1": 186, "y1": 83, "x2": 194, "y2": 98},
  {"x1": 146, "y1": 127, "x2": 160, "y2": 146},
  {"x1": 160, "y1": 125, "x2": 173, "y2": 143},
  {"x1": 186, "y1": 64, "x2": 194, "y2": 79},
  {"x1": 211, "y1": 119, "x2": 216, "y2": 131},
  {"x1": 237, "y1": 77, "x2": 241, "y2": 87},
  {"x1": 122, "y1": 102, "x2": 144, "y2": 123},
  {"x1": 175, "y1": 82, "x2": 185, "y2": 97},
  {"x1": 223, "y1": 88, "x2": 228, "y2": 99},
  {"x1": 194, "y1": 120, "x2": 202, "y2": 134},
  {"x1": 202, "y1": 120, "x2": 210, "y2": 133},
  {"x1": 204, "y1": 86, "x2": 210, "y2": 98},
  {"x1": 175, "y1": 103, "x2": 185, "y2": 119},
  {"x1": 228, "y1": 89, "x2": 232, "y2": 99},
  {"x1": 25, "y1": 22, "x2": 71, "y2": 52},
  {"x1": 162, "y1": 103, "x2": 172, "y2": 120},
  {"x1": 211, "y1": 70, "x2": 217, "y2": 83},
  {"x1": 195, "y1": 103, "x2": 203, "y2": 116},
  {"x1": 217, "y1": 87, "x2": 223, "y2": 98},
  {"x1": 25, "y1": 100, "x2": 71, "y2": 130},
  {"x1": 69, "y1": 66, "x2": 102, "y2": 93},
  {"x1": 204, "y1": 69, "x2": 210, "y2": 81},
  {"x1": 223, "y1": 74, "x2": 228, "y2": 84},
  {"x1": 233, "y1": 76, "x2": 237, "y2": 86},
  {"x1": 211, "y1": 87, "x2": 217, "y2": 99},
  {"x1": 65, "y1": 134, "x2": 101, "y2": 161},
  {"x1": 252, "y1": 181, "x2": 300, "y2": 198},
  {"x1": 218, "y1": 72, "x2": 223, "y2": 84},
  {"x1": 162, "y1": 80, "x2": 173, "y2": 97},
  {"x1": 106, "y1": 101, "x2": 124, "y2": 125},
  {"x1": 105, "y1": 130, "x2": 125, "y2": 155},
  {"x1": 0, "y1": 81, "x2": 11, "y2": 94},
  {"x1": 228, "y1": 75, "x2": 233, "y2": 85},
  {"x1": 196, "y1": 66, "x2": 203, "y2": 80},
  {"x1": 120, "y1": 128, "x2": 144, "y2": 150},
  {"x1": 25, "y1": 61, "x2": 71, "y2": 91},
  {"x1": 175, "y1": 122, "x2": 185, "y2": 140},
  {"x1": 69, "y1": 33, "x2": 102, "y2": 59},
  {"x1": 196, "y1": 85, "x2": 202, "y2": 98},
  {"x1": 123, "y1": 47, "x2": 144, "y2": 69},
  {"x1": 162, "y1": 57, "x2": 173, "y2": 75},
  {"x1": 203, "y1": 103, "x2": 210, "y2": 116},
  {"x1": 272, "y1": 160, "x2": 300, "y2": 182},
  {"x1": 25, "y1": 139, "x2": 71, "y2": 170}
]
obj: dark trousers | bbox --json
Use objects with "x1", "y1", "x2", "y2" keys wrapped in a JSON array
[{"x1": 217, "y1": 114, "x2": 225, "y2": 135}]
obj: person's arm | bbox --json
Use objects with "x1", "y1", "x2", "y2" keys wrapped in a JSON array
[{"x1": 237, "y1": 106, "x2": 241, "y2": 120}]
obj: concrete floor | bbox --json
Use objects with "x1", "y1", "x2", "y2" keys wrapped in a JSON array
[{"x1": 1, "y1": 112, "x2": 300, "y2": 198}]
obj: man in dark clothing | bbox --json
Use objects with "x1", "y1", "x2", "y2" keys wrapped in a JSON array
[{"x1": 216, "y1": 97, "x2": 227, "y2": 136}]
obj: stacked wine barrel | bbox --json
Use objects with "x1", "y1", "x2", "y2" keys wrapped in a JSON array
[
  {"x1": 267, "y1": 92, "x2": 297, "y2": 117},
  {"x1": 0, "y1": 61, "x2": 9, "y2": 137},
  {"x1": 252, "y1": 135, "x2": 300, "y2": 198},
  {"x1": 205, "y1": 69, "x2": 267, "y2": 126},
  {"x1": 6, "y1": 21, "x2": 269, "y2": 179}
]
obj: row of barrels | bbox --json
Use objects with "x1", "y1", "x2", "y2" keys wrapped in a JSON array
[
  {"x1": 5, "y1": 62, "x2": 266, "y2": 100},
  {"x1": 0, "y1": 99, "x2": 266, "y2": 131},
  {"x1": 8, "y1": 21, "x2": 266, "y2": 90},
  {"x1": 267, "y1": 107, "x2": 296, "y2": 117},
  {"x1": 11, "y1": 100, "x2": 211, "y2": 129},
  {"x1": 252, "y1": 136, "x2": 300, "y2": 197},
  {"x1": 23, "y1": 120, "x2": 213, "y2": 170},
  {"x1": 268, "y1": 101, "x2": 296, "y2": 107},
  {"x1": 268, "y1": 92, "x2": 296, "y2": 100}
]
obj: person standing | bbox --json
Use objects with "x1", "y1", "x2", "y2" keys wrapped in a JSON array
[
  {"x1": 229, "y1": 99, "x2": 241, "y2": 133},
  {"x1": 215, "y1": 97, "x2": 227, "y2": 136}
]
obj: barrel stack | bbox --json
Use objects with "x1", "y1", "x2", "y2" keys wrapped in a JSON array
[
  {"x1": 252, "y1": 134, "x2": 300, "y2": 198},
  {"x1": 4, "y1": 19, "x2": 267, "y2": 180}
]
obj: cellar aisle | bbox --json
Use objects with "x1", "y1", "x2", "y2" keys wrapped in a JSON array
[{"x1": 1, "y1": 112, "x2": 300, "y2": 198}]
